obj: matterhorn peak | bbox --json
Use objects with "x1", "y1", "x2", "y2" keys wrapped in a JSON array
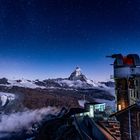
[
  {"x1": 68, "y1": 67, "x2": 87, "y2": 81},
  {"x1": 75, "y1": 67, "x2": 81, "y2": 76}
]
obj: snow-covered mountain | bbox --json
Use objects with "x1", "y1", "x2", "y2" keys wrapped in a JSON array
[
  {"x1": 0, "y1": 67, "x2": 114, "y2": 90},
  {"x1": 68, "y1": 67, "x2": 87, "y2": 81},
  {"x1": 0, "y1": 68, "x2": 115, "y2": 140},
  {"x1": 0, "y1": 67, "x2": 115, "y2": 111}
]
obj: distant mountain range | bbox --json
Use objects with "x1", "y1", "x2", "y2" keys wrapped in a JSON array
[
  {"x1": 0, "y1": 67, "x2": 114, "y2": 89},
  {"x1": 0, "y1": 67, "x2": 115, "y2": 111}
]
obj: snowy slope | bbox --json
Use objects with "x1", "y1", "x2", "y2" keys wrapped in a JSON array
[
  {"x1": 0, "y1": 92, "x2": 15, "y2": 107},
  {"x1": 7, "y1": 79, "x2": 46, "y2": 89},
  {"x1": 0, "y1": 67, "x2": 114, "y2": 97},
  {"x1": 0, "y1": 78, "x2": 114, "y2": 91}
]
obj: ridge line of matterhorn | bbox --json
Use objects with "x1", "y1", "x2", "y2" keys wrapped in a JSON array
[
  {"x1": 68, "y1": 67, "x2": 88, "y2": 82},
  {"x1": 67, "y1": 67, "x2": 111, "y2": 89}
]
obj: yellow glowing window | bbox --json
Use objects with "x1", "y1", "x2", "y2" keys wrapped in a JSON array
[{"x1": 118, "y1": 104, "x2": 121, "y2": 111}]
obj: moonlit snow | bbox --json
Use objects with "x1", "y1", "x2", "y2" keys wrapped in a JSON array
[{"x1": 7, "y1": 79, "x2": 46, "y2": 89}]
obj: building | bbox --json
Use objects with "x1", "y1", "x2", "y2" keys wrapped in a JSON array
[
  {"x1": 110, "y1": 103, "x2": 140, "y2": 140},
  {"x1": 99, "y1": 120, "x2": 121, "y2": 139},
  {"x1": 74, "y1": 102, "x2": 121, "y2": 140},
  {"x1": 108, "y1": 54, "x2": 140, "y2": 111},
  {"x1": 109, "y1": 54, "x2": 140, "y2": 140},
  {"x1": 84, "y1": 102, "x2": 106, "y2": 118}
]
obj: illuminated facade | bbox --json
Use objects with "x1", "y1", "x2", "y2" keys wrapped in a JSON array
[{"x1": 78, "y1": 103, "x2": 106, "y2": 118}]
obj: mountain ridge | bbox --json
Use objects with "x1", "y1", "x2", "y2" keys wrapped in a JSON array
[
  {"x1": 0, "y1": 67, "x2": 114, "y2": 90},
  {"x1": 0, "y1": 67, "x2": 115, "y2": 110}
]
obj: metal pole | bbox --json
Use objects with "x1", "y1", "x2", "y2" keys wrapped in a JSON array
[
  {"x1": 127, "y1": 77, "x2": 132, "y2": 140},
  {"x1": 128, "y1": 109, "x2": 132, "y2": 140}
]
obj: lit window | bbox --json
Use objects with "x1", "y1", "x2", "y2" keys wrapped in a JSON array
[
  {"x1": 89, "y1": 105, "x2": 94, "y2": 117},
  {"x1": 100, "y1": 105, "x2": 104, "y2": 111},
  {"x1": 118, "y1": 104, "x2": 121, "y2": 111}
]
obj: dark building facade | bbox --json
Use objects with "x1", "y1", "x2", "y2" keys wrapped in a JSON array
[
  {"x1": 109, "y1": 54, "x2": 140, "y2": 140},
  {"x1": 109, "y1": 54, "x2": 140, "y2": 111},
  {"x1": 110, "y1": 103, "x2": 140, "y2": 140}
]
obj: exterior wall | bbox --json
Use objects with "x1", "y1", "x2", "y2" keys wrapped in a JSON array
[
  {"x1": 114, "y1": 67, "x2": 140, "y2": 78},
  {"x1": 115, "y1": 79, "x2": 129, "y2": 111},
  {"x1": 94, "y1": 103, "x2": 106, "y2": 111},
  {"x1": 112, "y1": 54, "x2": 140, "y2": 140},
  {"x1": 117, "y1": 110, "x2": 140, "y2": 140},
  {"x1": 85, "y1": 103, "x2": 106, "y2": 118},
  {"x1": 136, "y1": 112, "x2": 140, "y2": 140},
  {"x1": 135, "y1": 77, "x2": 140, "y2": 100},
  {"x1": 129, "y1": 89, "x2": 136, "y2": 105},
  {"x1": 129, "y1": 77, "x2": 140, "y2": 106},
  {"x1": 115, "y1": 77, "x2": 140, "y2": 111}
]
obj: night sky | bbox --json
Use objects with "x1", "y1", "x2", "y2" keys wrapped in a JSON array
[{"x1": 0, "y1": 0, "x2": 140, "y2": 81}]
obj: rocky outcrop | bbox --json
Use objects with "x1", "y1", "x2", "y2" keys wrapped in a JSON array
[{"x1": 68, "y1": 67, "x2": 87, "y2": 81}]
